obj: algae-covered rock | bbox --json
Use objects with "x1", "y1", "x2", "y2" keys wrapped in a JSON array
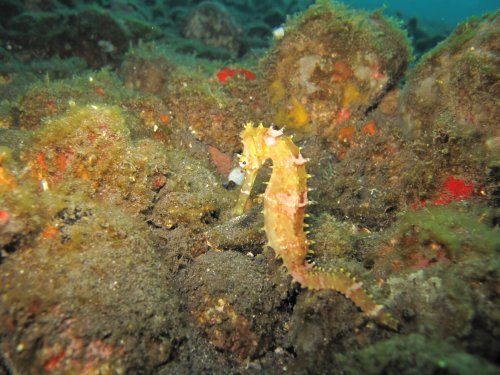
[
  {"x1": 336, "y1": 334, "x2": 500, "y2": 375},
  {"x1": 3, "y1": 4, "x2": 160, "y2": 68},
  {"x1": 150, "y1": 148, "x2": 234, "y2": 230},
  {"x1": 400, "y1": 11, "x2": 500, "y2": 192},
  {"x1": 0, "y1": 203, "x2": 186, "y2": 374},
  {"x1": 27, "y1": 104, "x2": 169, "y2": 213},
  {"x1": 285, "y1": 289, "x2": 366, "y2": 373},
  {"x1": 121, "y1": 44, "x2": 175, "y2": 94},
  {"x1": 401, "y1": 12, "x2": 499, "y2": 142},
  {"x1": 182, "y1": 2, "x2": 242, "y2": 55},
  {"x1": 379, "y1": 205, "x2": 499, "y2": 266},
  {"x1": 178, "y1": 250, "x2": 291, "y2": 364},
  {"x1": 364, "y1": 205, "x2": 500, "y2": 362},
  {"x1": 298, "y1": 11, "x2": 498, "y2": 228},
  {"x1": 162, "y1": 64, "x2": 260, "y2": 154},
  {"x1": 0, "y1": 146, "x2": 49, "y2": 260},
  {"x1": 205, "y1": 205, "x2": 266, "y2": 253},
  {"x1": 261, "y1": 1, "x2": 411, "y2": 143},
  {"x1": 152, "y1": 191, "x2": 218, "y2": 229},
  {"x1": 15, "y1": 71, "x2": 129, "y2": 130}
]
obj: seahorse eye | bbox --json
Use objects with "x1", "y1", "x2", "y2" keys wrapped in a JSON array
[{"x1": 239, "y1": 157, "x2": 248, "y2": 168}]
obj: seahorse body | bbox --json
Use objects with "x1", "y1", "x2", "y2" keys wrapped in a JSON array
[{"x1": 234, "y1": 123, "x2": 398, "y2": 330}]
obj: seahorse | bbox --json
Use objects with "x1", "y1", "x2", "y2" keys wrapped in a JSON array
[{"x1": 234, "y1": 123, "x2": 398, "y2": 330}]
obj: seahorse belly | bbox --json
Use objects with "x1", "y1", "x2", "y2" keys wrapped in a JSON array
[{"x1": 264, "y1": 174, "x2": 308, "y2": 265}]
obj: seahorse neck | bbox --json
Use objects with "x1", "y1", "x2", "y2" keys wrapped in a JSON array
[{"x1": 267, "y1": 140, "x2": 299, "y2": 168}]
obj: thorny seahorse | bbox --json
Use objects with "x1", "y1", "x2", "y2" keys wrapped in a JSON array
[{"x1": 234, "y1": 123, "x2": 398, "y2": 330}]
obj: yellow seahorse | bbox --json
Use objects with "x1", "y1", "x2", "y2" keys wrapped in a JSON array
[{"x1": 234, "y1": 123, "x2": 398, "y2": 330}]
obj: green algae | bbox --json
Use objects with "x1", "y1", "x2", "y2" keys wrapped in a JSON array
[
  {"x1": 423, "y1": 12, "x2": 499, "y2": 62},
  {"x1": 336, "y1": 333, "x2": 500, "y2": 375},
  {"x1": 397, "y1": 205, "x2": 499, "y2": 259}
]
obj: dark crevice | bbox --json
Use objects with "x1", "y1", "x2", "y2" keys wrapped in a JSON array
[{"x1": 1, "y1": 235, "x2": 22, "y2": 264}]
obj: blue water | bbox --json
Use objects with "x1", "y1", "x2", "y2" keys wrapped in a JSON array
[{"x1": 343, "y1": 0, "x2": 498, "y2": 27}]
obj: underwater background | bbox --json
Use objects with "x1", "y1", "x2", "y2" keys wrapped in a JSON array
[
  {"x1": 0, "y1": 1, "x2": 499, "y2": 374},
  {"x1": 348, "y1": 0, "x2": 497, "y2": 26}
]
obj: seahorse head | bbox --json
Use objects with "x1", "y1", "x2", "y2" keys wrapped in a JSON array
[{"x1": 238, "y1": 122, "x2": 283, "y2": 172}]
